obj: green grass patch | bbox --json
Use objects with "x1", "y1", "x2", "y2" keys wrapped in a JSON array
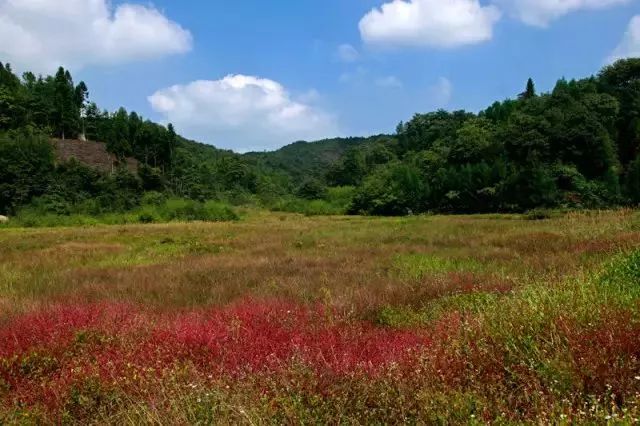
[
  {"x1": 381, "y1": 248, "x2": 640, "y2": 330},
  {"x1": 89, "y1": 237, "x2": 228, "y2": 268},
  {"x1": 394, "y1": 253, "x2": 485, "y2": 279},
  {"x1": 7, "y1": 197, "x2": 239, "y2": 228},
  {"x1": 270, "y1": 186, "x2": 356, "y2": 216},
  {"x1": 271, "y1": 198, "x2": 348, "y2": 216},
  {"x1": 377, "y1": 292, "x2": 501, "y2": 327}
]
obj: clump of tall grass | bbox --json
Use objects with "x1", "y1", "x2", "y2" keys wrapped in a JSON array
[
  {"x1": 271, "y1": 186, "x2": 355, "y2": 216},
  {"x1": 8, "y1": 192, "x2": 239, "y2": 228},
  {"x1": 137, "y1": 196, "x2": 239, "y2": 224}
]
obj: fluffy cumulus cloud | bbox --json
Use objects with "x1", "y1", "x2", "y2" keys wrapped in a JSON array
[
  {"x1": 0, "y1": 0, "x2": 192, "y2": 72},
  {"x1": 149, "y1": 75, "x2": 340, "y2": 152},
  {"x1": 359, "y1": 0, "x2": 501, "y2": 48},
  {"x1": 496, "y1": 0, "x2": 631, "y2": 27},
  {"x1": 608, "y1": 15, "x2": 640, "y2": 62}
]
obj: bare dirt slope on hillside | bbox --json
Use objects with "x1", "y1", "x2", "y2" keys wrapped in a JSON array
[{"x1": 51, "y1": 139, "x2": 138, "y2": 173}]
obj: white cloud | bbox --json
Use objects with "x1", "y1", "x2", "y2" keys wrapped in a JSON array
[
  {"x1": 359, "y1": 0, "x2": 501, "y2": 48},
  {"x1": 496, "y1": 0, "x2": 630, "y2": 27},
  {"x1": 608, "y1": 15, "x2": 640, "y2": 62},
  {"x1": 337, "y1": 44, "x2": 360, "y2": 62},
  {"x1": 0, "y1": 0, "x2": 192, "y2": 72},
  {"x1": 429, "y1": 77, "x2": 453, "y2": 107},
  {"x1": 339, "y1": 66, "x2": 369, "y2": 84},
  {"x1": 149, "y1": 75, "x2": 340, "y2": 152},
  {"x1": 375, "y1": 76, "x2": 403, "y2": 88}
]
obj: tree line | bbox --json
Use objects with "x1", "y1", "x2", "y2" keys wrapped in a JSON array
[
  {"x1": 0, "y1": 63, "x2": 178, "y2": 167},
  {"x1": 1, "y1": 59, "x2": 640, "y2": 218},
  {"x1": 328, "y1": 59, "x2": 640, "y2": 214}
]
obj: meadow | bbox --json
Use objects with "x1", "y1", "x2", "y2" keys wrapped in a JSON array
[{"x1": 1, "y1": 210, "x2": 640, "y2": 424}]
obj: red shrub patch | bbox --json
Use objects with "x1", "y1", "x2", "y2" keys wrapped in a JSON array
[
  {"x1": 0, "y1": 301, "x2": 429, "y2": 414},
  {"x1": 571, "y1": 233, "x2": 640, "y2": 255},
  {"x1": 560, "y1": 311, "x2": 640, "y2": 400}
]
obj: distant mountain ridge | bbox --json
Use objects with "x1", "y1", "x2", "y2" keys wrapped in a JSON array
[{"x1": 244, "y1": 135, "x2": 391, "y2": 181}]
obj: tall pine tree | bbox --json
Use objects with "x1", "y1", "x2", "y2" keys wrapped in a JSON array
[
  {"x1": 519, "y1": 78, "x2": 536, "y2": 100},
  {"x1": 53, "y1": 67, "x2": 80, "y2": 139}
]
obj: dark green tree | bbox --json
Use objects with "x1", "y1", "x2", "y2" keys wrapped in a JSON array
[
  {"x1": 599, "y1": 58, "x2": 640, "y2": 168},
  {"x1": 53, "y1": 67, "x2": 80, "y2": 139},
  {"x1": 107, "y1": 107, "x2": 132, "y2": 160},
  {"x1": 350, "y1": 162, "x2": 424, "y2": 216},
  {"x1": 519, "y1": 78, "x2": 536, "y2": 100},
  {"x1": 0, "y1": 128, "x2": 55, "y2": 213},
  {"x1": 626, "y1": 156, "x2": 640, "y2": 204}
]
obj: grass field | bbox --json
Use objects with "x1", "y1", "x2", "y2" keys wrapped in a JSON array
[{"x1": 1, "y1": 210, "x2": 640, "y2": 424}]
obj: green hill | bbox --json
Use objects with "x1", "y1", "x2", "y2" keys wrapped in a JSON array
[{"x1": 244, "y1": 136, "x2": 390, "y2": 181}]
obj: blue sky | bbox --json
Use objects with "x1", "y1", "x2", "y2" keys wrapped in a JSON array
[{"x1": 0, "y1": 0, "x2": 639, "y2": 151}]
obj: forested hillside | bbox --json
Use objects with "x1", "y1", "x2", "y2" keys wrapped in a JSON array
[
  {"x1": 0, "y1": 63, "x2": 275, "y2": 220},
  {"x1": 1, "y1": 59, "x2": 640, "y2": 222},
  {"x1": 245, "y1": 136, "x2": 388, "y2": 182},
  {"x1": 341, "y1": 60, "x2": 640, "y2": 214}
]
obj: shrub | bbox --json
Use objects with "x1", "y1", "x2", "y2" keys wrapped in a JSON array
[
  {"x1": 137, "y1": 210, "x2": 159, "y2": 224},
  {"x1": 163, "y1": 198, "x2": 204, "y2": 221},
  {"x1": 202, "y1": 201, "x2": 239, "y2": 221},
  {"x1": 296, "y1": 179, "x2": 328, "y2": 200},
  {"x1": 271, "y1": 198, "x2": 345, "y2": 216},
  {"x1": 219, "y1": 190, "x2": 258, "y2": 207},
  {"x1": 525, "y1": 208, "x2": 553, "y2": 220},
  {"x1": 6, "y1": 197, "x2": 238, "y2": 227},
  {"x1": 141, "y1": 191, "x2": 167, "y2": 206},
  {"x1": 160, "y1": 198, "x2": 238, "y2": 222},
  {"x1": 350, "y1": 162, "x2": 424, "y2": 216},
  {"x1": 302, "y1": 200, "x2": 341, "y2": 216},
  {"x1": 25, "y1": 195, "x2": 73, "y2": 216},
  {"x1": 553, "y1": 164, "x2": 617, "y2": 208},
  {"x1": 10, "y1": 213, "x2": 101, "y2": 228},
  {"x1": 326, "y1": 186, "x2": 356, "y2": 210}
]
